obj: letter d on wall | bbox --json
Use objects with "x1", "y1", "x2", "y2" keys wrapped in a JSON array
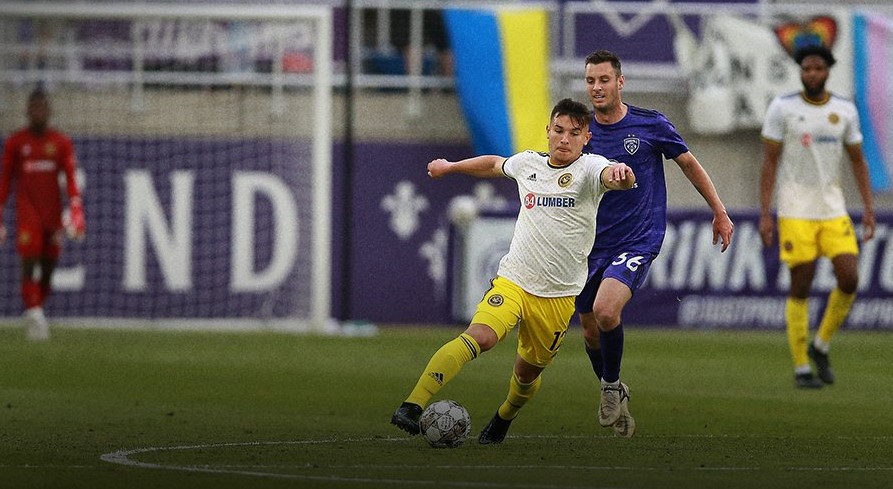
[{"x1": 231, "y1": 172, "x2": 298, "y2": 291}]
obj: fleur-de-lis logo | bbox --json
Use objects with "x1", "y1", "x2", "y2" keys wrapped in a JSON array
[{"x1": 380, "y1": 180, "x2": 428, "y2": 240}]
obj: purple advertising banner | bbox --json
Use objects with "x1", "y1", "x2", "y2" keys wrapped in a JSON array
[
  {"x1": 568, "y1": 0, "x2": 759, "y2": 60},
  {"x1": 3, "y1": 134, "x2": 889, "y2": 330},
  {"x1": 0, "y1": 136, "x2": 315, "y2": 320},
  {"x1": 453, "y1": 209, "x2": 893, "y2": 330}
]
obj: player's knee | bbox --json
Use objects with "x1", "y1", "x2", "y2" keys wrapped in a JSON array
[
  {"x1": 838, "y1": 276, "x2": 858, "y2": 295},
  {"x1": 592, "y1": 307, "x2": 621, "y2": 332},
  {"x1": 578, "y1": 312, "x2": 599, "y2": 337},
  {"x1": 465, "y1": 323, "x2": 498, "y2": 352}
]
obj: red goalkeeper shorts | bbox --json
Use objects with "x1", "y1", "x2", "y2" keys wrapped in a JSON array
[{"x1": 16, "y1": 220, "x2": 63, "y2": 260}]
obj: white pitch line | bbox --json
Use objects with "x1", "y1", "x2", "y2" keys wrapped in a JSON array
[
  {"x1": 100, "y1": 439, "x2": 613, "y2": 489},
  {"x1": 99, "y1": 436, "x2": 893, "y2": 488}
]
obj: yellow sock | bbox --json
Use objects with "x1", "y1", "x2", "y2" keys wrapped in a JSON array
[
  {"x1": 406, "y1": 333, "x2": 480, "y2": 407},
  {"x1": 496, "y1": 373, "x2": 542, "y2": 421},
  {"x1": 816, "y1": 288, "x2": 856, "y2": 344},
  {"x1": 786, "y1": 297, "x2": 809, "y2": 368}
]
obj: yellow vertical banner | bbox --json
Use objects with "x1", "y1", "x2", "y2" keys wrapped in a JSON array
[{"x1": 498, "y1": 10, "x2": 550, "y2": 153}]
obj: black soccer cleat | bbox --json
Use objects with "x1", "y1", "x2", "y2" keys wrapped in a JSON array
[
  {"x1": 478, "y1": 412, "x2": 513, "y2": 445},
  {"x1": 808, "y1": 343, "x2": 836, "y2": 385},
  {"x1": 390, "y1": 402, "x2": 423, "y2": 435},
  {"x1": 794, "y1": 372, "x2": 824, "y2": 389}
]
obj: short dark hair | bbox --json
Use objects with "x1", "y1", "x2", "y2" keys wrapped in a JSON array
[
  {"x1": 584, "y1": 50, "x2": 622, "y2": 76},
  {"x1": 551, "y1": 98, "x2": 591, "y2": 129},
  {"x1": 793, "y1": 44, "x2": 836, "y2": 67}
]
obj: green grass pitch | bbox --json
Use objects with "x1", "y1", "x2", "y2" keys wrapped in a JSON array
[{"x1": 1, "y1": 324, "x2": 891, "y2": 489}]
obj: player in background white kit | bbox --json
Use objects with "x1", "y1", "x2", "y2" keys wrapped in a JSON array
[
  {"x1": 760, "y1": 44, "x2": 876, "y2": 389},
  {"x1": 391, "y1": 98, "x2": 636, "y2": 444}
]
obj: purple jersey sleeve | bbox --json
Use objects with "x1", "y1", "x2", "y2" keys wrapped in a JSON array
[{"x1": 583, "y1": 105, "x2": 688, "y2": 256}]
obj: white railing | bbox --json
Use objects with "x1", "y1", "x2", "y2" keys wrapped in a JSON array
[{"x1": 3, "y1": 1, "x2": 893, "y2": 98}]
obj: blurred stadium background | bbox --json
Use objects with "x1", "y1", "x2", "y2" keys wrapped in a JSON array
[{"x1": 1, "y1": 0, "x2": 892, "y2": 334}]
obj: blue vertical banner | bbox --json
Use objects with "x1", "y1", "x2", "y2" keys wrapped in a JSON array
[{"x1": 444, "y1": 7, "x2": 551, "y2": 156}]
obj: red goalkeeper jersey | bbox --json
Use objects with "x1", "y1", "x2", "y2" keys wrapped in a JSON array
[{"x1": 0, "y1": 127, "x2": 80, "y2": 229}]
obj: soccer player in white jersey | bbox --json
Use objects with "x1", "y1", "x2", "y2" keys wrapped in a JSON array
[
  {"x1": 760, "y1": 44, "x2": 876, "y2": 389},
  {"x1": 391, "y1": 98, "x2": 636, "y2": 444}
]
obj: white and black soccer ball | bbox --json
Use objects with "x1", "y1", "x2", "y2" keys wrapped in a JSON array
[{"x1": 419, "y1": 400, "x2": 471, "y2": 448}]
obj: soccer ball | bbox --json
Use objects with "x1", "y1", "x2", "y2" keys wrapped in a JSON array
[
  {"x1": 447, "y1": 195, "x2": 478, "y2": 226},
  {"x1": 419, "y1": 400, "x2": 471, "y2": 448}
]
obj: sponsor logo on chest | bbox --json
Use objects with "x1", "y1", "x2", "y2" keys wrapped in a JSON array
[{"x1": 24, "y1": 159, "x2": 57, "y2": 172}]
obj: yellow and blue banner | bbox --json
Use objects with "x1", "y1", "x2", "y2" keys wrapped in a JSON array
[
  {"x1": 444, "y1": 7, "x2": 550, "y2": 156},
  {"x1": 853, "y1": 12, "x2": 892, "y2": 193}
]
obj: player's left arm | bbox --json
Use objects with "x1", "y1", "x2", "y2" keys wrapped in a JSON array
[
  {"x1": 599, "y1": 162, "x2": 636, "y2": 190},
  {"x1": 844, "y1": 143, "x2": 875, "y2": 242},
  {"x1": 59, "y1": 135, "x2": 85, "y2": 239},
  {"x1": 673, "y1": 151, "x2": 734, "y2": 252}
]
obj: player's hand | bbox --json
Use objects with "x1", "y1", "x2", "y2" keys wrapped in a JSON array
[
  {"x1": 713, "y1": 211, "x2": 734, "y2": 253},
  {"x1": 0, "y1": 224, "x2": 6, "y2": 245},
  {"x1": 862, "y1": 210, "x2": 876, "y2": 242},
  {"x1": 603, "y1": 162, "x2": 636, "y2": 190},
  {"x1": 758, "y1": 214, "x2": 775, "y2": 248},
  {"x1": 427, "y1": 158, "x2": 451, "y2": 179},
  {"x1": 68, "y1": 196, "x2": 86, "y2": 241}
]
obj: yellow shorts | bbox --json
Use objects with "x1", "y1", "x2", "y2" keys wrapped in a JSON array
[
  {"x1": 777, "y1": 216, "x2": 859, "y2": 266},
  {"x1": 471, "y1": 276, "x2": 576, "y2": 368}
]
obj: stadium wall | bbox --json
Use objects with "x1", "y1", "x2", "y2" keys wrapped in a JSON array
[{"x1": 1, "y1": 86, "x2": 891, "y2": 327}]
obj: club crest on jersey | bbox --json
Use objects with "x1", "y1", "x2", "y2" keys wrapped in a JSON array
[
  {"x1": 45, "y1": 143, "x2": 57, "y2": 156},
  {"x1": 487, "y1": 294, "x2": 504, "y2": 307},
  {"x1": 558, "y1": 173, "x2": 573, "y2": 188},
  {"x1": 623, "y1": 136, "x2": 640, "y2": 155},
  {"x1": 828, "y1": 112, "x2": 840, "y2": 124}
]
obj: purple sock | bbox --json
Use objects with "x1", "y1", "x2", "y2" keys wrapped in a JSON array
[
  {"x1": 584, "y1": 344, "x2": 604, "y2": 380},
  {"x1": 600, "y1": 324, "x2": 624, "y2": 383}
]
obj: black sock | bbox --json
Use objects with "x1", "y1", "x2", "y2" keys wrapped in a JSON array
[
  {"x1": 600, "y1": 324, "x2": 624, "y2": 383},
  {"x1": 584, "y1": 344, "x2": 604, "y2": 380}
]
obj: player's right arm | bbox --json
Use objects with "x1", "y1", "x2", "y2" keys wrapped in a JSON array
[
  {"x1": 0, "y1": 136, "x2": 17, "y2": 244},
  {"x1": 427, "y1": 155, "x2": 506, "y2": 179},
  {"x1": 759, "y1": 139, "x2": 782, "y2": 248},
  {"x1": 759, "y1": 97, "x2": 785, "y2": 248}
]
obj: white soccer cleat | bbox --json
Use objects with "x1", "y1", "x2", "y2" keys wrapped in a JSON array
[
  {"x1": 611, "y1": 395, "x2": 636, "y2": 438},
  {"x1": 25, "y1": 307, "x2": 50, "y2": 342},
  {"x1": 598, "y1": 380, "x2": 630, "y2": 427}
]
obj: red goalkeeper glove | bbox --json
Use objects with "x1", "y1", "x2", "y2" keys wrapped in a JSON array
[{"x1": 68, "y1": 197, "x2": 86, "y2": 241}]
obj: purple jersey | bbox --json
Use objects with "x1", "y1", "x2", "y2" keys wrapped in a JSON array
[{"x1": 583, "y1": 104, "x2": 688, "y2": 257}]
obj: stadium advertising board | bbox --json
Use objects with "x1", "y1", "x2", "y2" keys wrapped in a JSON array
[
  {"x1": 453, "y1": 209, "x2": 893, "y2": 330},
  {"x1": 0, "y1": 137, "x2": 313, "y2": 321},
  {"x1": 1, "y1": 137, "x2": 889, "y2": 330}
]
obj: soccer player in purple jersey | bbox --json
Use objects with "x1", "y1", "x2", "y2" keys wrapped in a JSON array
[{"x1": 577, "y1": 50, "x2": 734, "y2": 437}]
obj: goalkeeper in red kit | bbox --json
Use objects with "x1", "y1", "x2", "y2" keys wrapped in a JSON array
[{"x1": 0, "y1": 88, "x2": 85, "y2": 341}]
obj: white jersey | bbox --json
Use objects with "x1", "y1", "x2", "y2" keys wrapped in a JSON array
[
  {"x1": 761, "y1": 91, "x2": 862, "y2": 219},
  {"x1": 498, "y1": 150, "x2": 612, "y2": 297}
]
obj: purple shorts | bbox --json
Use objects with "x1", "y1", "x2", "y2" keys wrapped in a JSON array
[{"x1": 574, "y1": 251, "x2": 656, "y2": 314}]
